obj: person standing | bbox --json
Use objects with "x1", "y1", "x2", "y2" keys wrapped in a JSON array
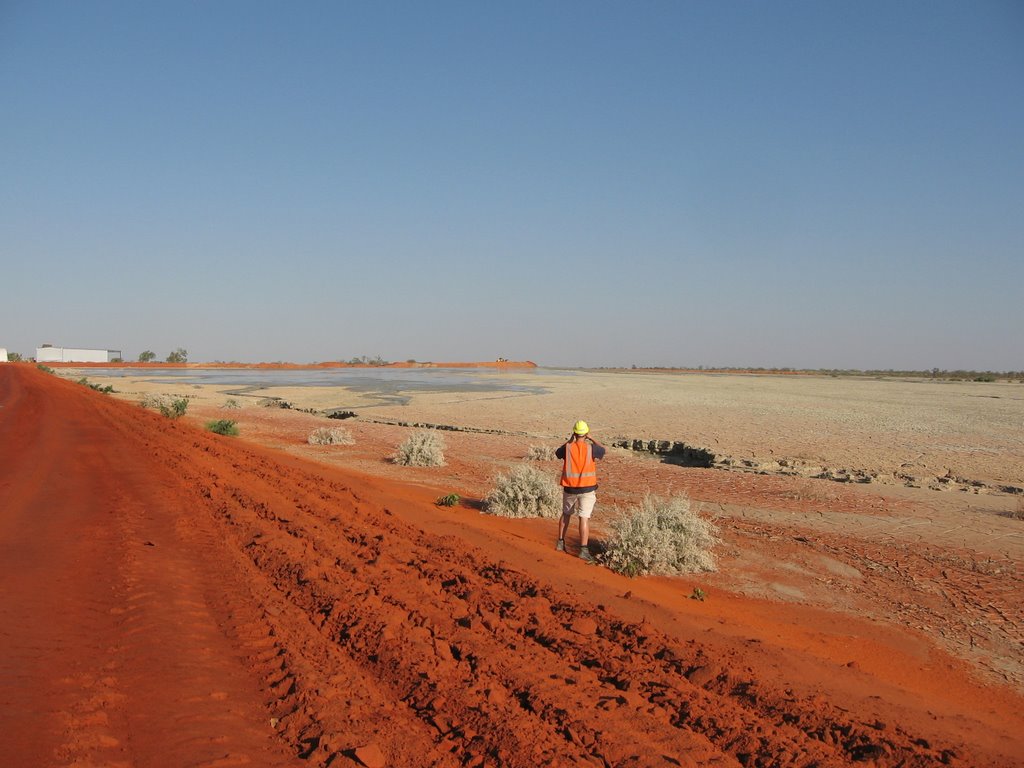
[{"x1": 555, "y1": 420, "x2": 606, "y2": 561}]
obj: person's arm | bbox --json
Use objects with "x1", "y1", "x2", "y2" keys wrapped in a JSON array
[
  {"x1": 587, "y1": 435, "x2": 606, "y2": 459},
  {"x1": 554, "y1": 443, "x2": 566, "y2": 459}
]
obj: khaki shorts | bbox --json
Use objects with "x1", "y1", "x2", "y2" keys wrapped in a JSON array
[{"x1": 562, "y1": 490, "x2": 596, "y2": 519}]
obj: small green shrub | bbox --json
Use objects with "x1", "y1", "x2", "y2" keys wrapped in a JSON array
[
  {"x1": 36, "y1": 364, "x2": 54, "y2": 374},
  {"x1": 436, "y1": 492, "x2": 461, "y2": 507},
  {"x1": 484, "y1": 464, "x2": 561, "y2": 518},
  {"x1": 143, "y1": 394, "x2": 189, "y2": 419},
  {"x1": 602, "y1": 494, "x2": 719, "y2": 577},
  {"x1": 161, "y1": 398, "x2": 188, "y2": 419},
  {"x1": 690, "y1": 587, "x2": 707, "y2": 601},
  {"x1": 393, "y1": 430, "x2": 446, "y2": 467},
  {"x1": 77, "y1": 377, "x2": 114, "y2": 394},
  {"x1": 525, "y1": 444, "x2": 556, "y2": 461},
  {"x1": 308, "y1": 426, "x2": 354, "y2": 445},
  {"x1": 206, "y1": 419, "x2": 239, "y2": 436}
]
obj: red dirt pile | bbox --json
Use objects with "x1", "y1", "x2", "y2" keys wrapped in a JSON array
[
  {"x1": 44, "y1": 360, "x2": 537, "y2": 370},
  {"x1": 1, "y1": 364, "x2": 1020, "y2": 767}
]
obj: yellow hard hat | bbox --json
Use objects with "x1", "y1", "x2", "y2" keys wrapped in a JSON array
[{"x1": 573, "y1": 420, "x2": 590, "y2": 435}]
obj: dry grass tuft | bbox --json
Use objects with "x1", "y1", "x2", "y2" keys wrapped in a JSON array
[
  {"x1": 783, "y1": 478, "x2": 835, "y2": 503},
  {"x1": 308, "y1": 427, "x2": 354, "y2": 446},
  {"x1": 1001, "y1": 495, "x2": 1024, "y2": 521}
]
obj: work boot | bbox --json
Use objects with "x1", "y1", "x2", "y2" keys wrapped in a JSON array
[
  {"x1": 579, "y1": 546, "x2": 595, "y2": 562},
  {"x1": 555, "y1": 539, "x2": 565, "y2": 552}
]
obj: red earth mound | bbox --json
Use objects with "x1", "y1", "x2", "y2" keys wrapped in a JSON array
[
  {"x1": 44, "y1": 360, "x2": 537, "y2": 370},
  {"x1": 1, "y1": 364, "x2": 1021, "y2": 767}
]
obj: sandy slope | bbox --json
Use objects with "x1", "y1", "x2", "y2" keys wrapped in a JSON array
[{"x1": 2, "y1": 364, "x2": 1023, "y2": 767}]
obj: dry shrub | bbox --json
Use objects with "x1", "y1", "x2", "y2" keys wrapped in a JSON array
[
  {"x1": 525, "y1": 444, "x2": 556, "y2": 461},
  {"x1": 308, "y1": 426, "x2": 354, "y2": 446},
  {"x1": 257, "y1": 397, "x2": 292, "y2": 409},
  {"x1": 783, "y1": 478, "x2": 834, "y2": 503},
  {"x1": 484, "y1": 464, "x2": 561, "y2": 518},
  {"x1": 393, "y1": 430, "x2": 446, "y2": 467},
  {"x1": 1002, "y1": 495, "x2": 1024, "y2": 521},
  {"x1": 602, "y1": 494, "x2": 719, "y2": 577}
]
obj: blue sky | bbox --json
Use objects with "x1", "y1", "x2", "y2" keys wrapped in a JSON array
[{"x1": 2, "y1": 1, "x2": 1022, "y2": 368}]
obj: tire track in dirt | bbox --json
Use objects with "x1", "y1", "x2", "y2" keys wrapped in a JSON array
[
  {"x1": 113, "y1": 406, "x2": 973, "y2": 766},
  {"x1": 0, "y1": 368, "x2": 301, "y2": 767}
]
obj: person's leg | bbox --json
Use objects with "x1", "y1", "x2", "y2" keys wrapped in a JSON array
[
  {"x1": 557, "y1": 492, "x2": 575, "y2": 548},
  {"x1": 557, "y1": 513, "x2": 572, "y2": 543},
  {"x1": 577, "y1": 492, "x2": 596, "y2": 557}
]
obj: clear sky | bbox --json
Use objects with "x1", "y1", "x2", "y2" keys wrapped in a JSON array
[{"x1": 2, "y1": 1, "x2": 1022, "y2": 369}]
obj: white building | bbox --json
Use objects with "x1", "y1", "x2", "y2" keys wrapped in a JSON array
[
  {"x1": 0, "y1": 348, "x2": 8, "y2": 362},
  {"x1": 35, "y1": 346, "x2": 122, "y2": 363}
]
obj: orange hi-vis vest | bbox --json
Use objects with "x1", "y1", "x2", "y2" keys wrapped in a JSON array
[{"x1": 561, "y1": 440, "x2": 597, "y2": 488}]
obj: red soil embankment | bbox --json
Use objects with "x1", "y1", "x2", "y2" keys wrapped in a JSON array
[
  {"x1": 44, "y1": 360, "x2": 538, "y2": 370},
  {"x1": 1, "y1": 364, "x2": 1021, "y2": 767}
]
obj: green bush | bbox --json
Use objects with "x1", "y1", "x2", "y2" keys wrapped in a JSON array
[
  {"x1": 484, "y1": 464, "x2": 561, "y2": 518},
  {"x1": 602, "y1": 495, "x2": 719, "y2": 577},
  {"x1": 205, "y1": 419, "x2": 239, "y2": 436},
  {"x1": 162, "y1": 398, "x2": 189, "y2": 419},
  {"x1": 77, "y1": 377, "x2": 114, "y2": 394},
  {"x1": 308, "y1": 426, "x2": 354, "y2": 445},
  {"x1": 525, "y1": 444, "x2": 556, "y2": 461},
  {"x1": 36, "y1": 363, "x2": 54, "y2": 374},
  {"x1": 166, "y1": 347, "x2": 188, "y2": 363},
  {"x1": 142, "y1": 394, "x2": 189, "y2": 419},
  {"x1": 392, "y1": 430, "x2": 446, "y2": 467},
  {"x1": 138, "y1": 350, "x2": 156, "y2": 362},
  {"x1": 436, "y1": 492, "x2": 461, "y2": 507}
]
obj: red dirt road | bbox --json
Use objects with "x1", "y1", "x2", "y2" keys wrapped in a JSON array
[{"x1": 2, "y1": 364, "x2": 1022, "y2": 767}]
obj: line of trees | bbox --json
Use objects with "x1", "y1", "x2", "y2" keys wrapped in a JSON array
[{"x1": 138, "y1": 348, "x2": 187, "y2": 363}]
